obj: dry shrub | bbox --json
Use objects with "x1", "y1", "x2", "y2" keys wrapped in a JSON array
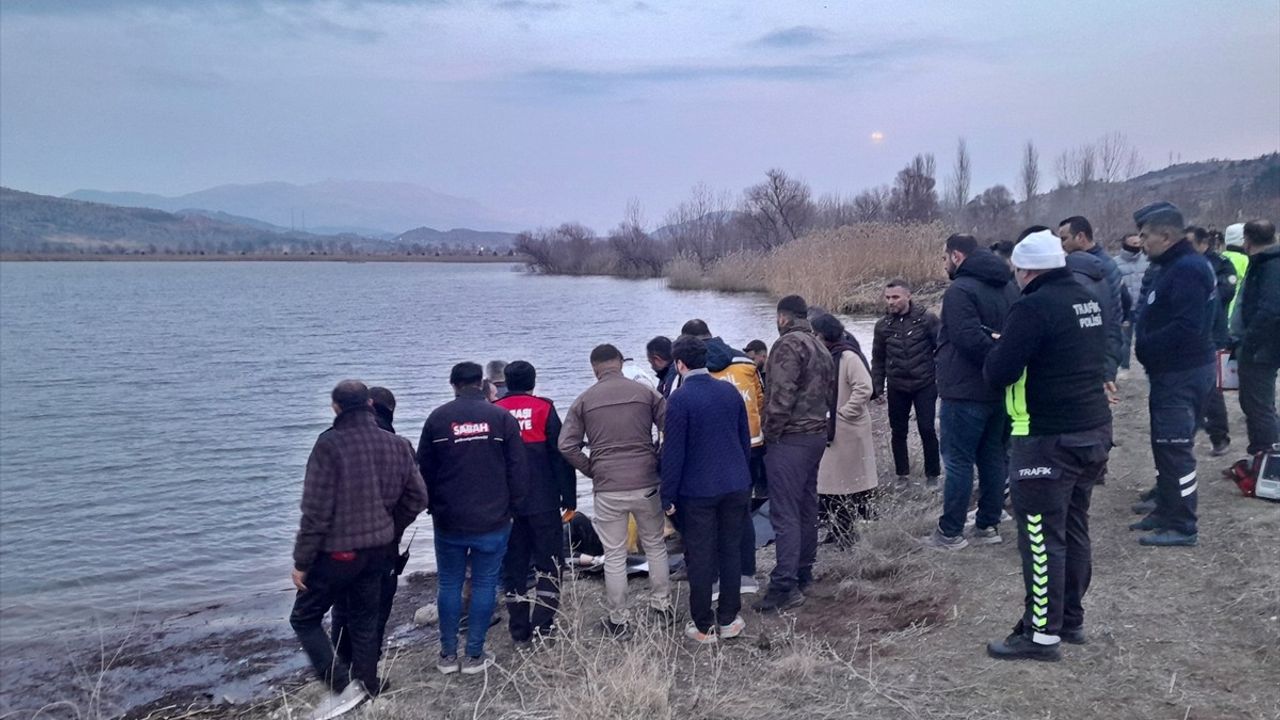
[
  {"x1": 765, "y1": 223, "x2": 947, "y2": 312},
  {"x1": 705, "y1": 250, "x2": 768, "y2": 292},
  {"x1": 663, "y1": 253, "x2": 704, "y2": 291}
]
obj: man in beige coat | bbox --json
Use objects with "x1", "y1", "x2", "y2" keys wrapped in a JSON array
[
  {"x1": 560, "y1": 343, "x2": 672, "y2": 635},
  {"x1": 811, "y1": 314, "x2": 879, "y2": 546}
]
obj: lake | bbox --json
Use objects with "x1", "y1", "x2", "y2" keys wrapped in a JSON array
[{"x1": 0, "y1": 261, "x2": 874, "y2": 659}]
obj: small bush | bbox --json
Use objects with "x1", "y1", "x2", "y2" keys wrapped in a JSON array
[{"x1": 664, "y1": 253, "x2": 705, "y2": 290}]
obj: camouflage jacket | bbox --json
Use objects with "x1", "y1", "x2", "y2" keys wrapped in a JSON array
[{"x1": 763, "y1": 319, "x2": 836, "y2": 443}]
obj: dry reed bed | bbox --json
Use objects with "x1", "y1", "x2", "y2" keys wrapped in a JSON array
[{"x1": 666, "y1": 223, "x2": 950, "y2": 314}]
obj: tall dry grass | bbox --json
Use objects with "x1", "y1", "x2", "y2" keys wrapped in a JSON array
[
  {"x1": 764, "y1": 223, "x2": 948, "y2": 313},
  {"x1": 664, "y1": 251, "x2": 769, "y2": 293}
]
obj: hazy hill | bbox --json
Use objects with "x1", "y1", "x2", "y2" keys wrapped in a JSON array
[
  {"x1": 393, "y1": 226, "x2": 518, "y2": 249},
  {"x1": 67, "y1": 179, "x2": 515, "y2": 237},
  {"x1": 0, "y1": 187, "x2": 396, "y2": 255}
]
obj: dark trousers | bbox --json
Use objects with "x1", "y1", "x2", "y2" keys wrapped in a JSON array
[
  {"x1": 1148, "y1": 365, "x2": 1213, "y2": 535},
  {"x1": 1008, "y1": 425, "x2": 1110, "y2": 640},
  {"x1": 502, "y1": 510, "x2": 564, "y2": 642},
  {"x1": 740, "y1": 445, "x2": 766, "y2": 576},
  {"x1": 1239, "y1": 361, "x2": 1280, "y2": 454},
  {"x1": 332, "y1": 567, "x2": 397, "y2": 668},
  {"x1": 1121, "y1": 323, "x2": 1134, "y2": 370},
  {"x1": 1204, "y1": 387, "x2": 1231, "y2": 446},
  {"x1": 765, "y1": 433, "x2": 827, "y2": 591},
  {"x1": 938, "y1": 399, "x2": 1008, "y2": 537},
  {"x1": 682, "y1": 489, "x2": 750, "y2": 632},
  {"x1": 887, "y1": 384, "x2": 942, "y2": 478},
  {"x1": 289, "y1": 546, "x2": 390, "y2": 692}
]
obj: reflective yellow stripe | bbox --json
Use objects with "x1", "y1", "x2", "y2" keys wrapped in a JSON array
[{"x1": 1006, "y1": 370, "x2": 1030, "y2": 436}]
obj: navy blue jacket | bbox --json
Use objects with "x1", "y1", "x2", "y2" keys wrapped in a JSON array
[
  {"x1": 660, "y1": 372, "x2": 752, "y2": 510},
  {"x1": 1135, "y1": 240, "x2": 1216, "y2": 374}
]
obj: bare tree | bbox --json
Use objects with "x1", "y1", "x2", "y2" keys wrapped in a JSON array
[
  {"x1": 967, "y1": 184, "x2": 1017, "y2": 236},
  {"x1": 1055, "y1": 144, "x2": 1098, "y2": 188},
  {"x1": 1019, "y1": 140, "x2": 1040, "y2": 203},
  {"x1": 610, "y1": 199, "x2": 666, "y2": 277},
  {"x1": 741, "y1": 168, "x2": 815, "y2": 250},
  {"x1": 887, "y1": 154, "x2": 939, "y2": 222},
  {"x1": 1097, "y1": 132, "x2": 1146, "y2": 183},
  {"x1": 664, "y1": 183, "x2": 734, "y2": 269},
  {"x1": 852, "y1": 186, "x2": 890, "y2": 222},
  {"x1": 947, "y1": 137, "x2": 972, "y2": 209}
]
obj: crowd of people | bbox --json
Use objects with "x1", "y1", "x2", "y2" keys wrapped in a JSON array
[{"x1": 285, "y1": 201, "x2": 1279, "y2": 718}]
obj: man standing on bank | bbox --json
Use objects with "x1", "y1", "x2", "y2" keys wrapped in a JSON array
[
  {"x1": 495, "y1": 361, "x2": 577, "y2": 646},
  {"x1": 982, "y1": 230, "x2": 1112, "y2": 662},
  {"x1": 1132, "y1": 202, "x2": 1216, "y2": 548},
  {"x1": 872, "y1": 279, "x2": 942, "y2": 488},
  {"x1": 754, "y1": 295, "x2": 835, "y2": 612},
  {"x1": 291, "y1": 380, "x2": 428, "y2": 715},
  {"x1": 559, "y1": 344, "x2": 672, "y2": 635},
  {"x1": 418, "y1": 363, "x2": 529, "y2": 674},
  {"x1": 660, "y1": 335, "x2": 753, "y2": 644},
  {"x1": 930, "y1": 234, "x2": 1019, "y2": 550}
]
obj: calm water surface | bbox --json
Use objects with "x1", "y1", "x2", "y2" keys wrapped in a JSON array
[{"x1": 0, "y1": 261, "x2": 871, "y2": 651}]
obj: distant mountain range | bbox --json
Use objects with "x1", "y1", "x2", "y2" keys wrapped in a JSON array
[
  {"x1": 0, "y1": 188, "x2": 517, "y2": 256},
  {"x1": 66, "y1": 179, "x2": 518, "y2": 237}
]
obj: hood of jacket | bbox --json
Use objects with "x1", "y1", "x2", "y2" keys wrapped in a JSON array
[
  {"x1": 956, "y1": 249, "x2": 1013, "y2": 287},
  {"x1": 1066, "y1": 250, "x2": 1105, "y2": 281},
  {"x1": 704, "y1": 336, "x2": 748, "y2": 373}
]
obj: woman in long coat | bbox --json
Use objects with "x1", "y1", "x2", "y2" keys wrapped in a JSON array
[{"x1": 812, "y1": 313, "x2": 878, "y2": 547}]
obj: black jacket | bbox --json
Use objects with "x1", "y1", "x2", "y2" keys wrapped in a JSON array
[
  {"x1": 984, "y1": 268, "x2": 1111, "y2": 437},
  {"x1": 417, "y1": 387, "x2": 529, "y2": 535},
  {"x1": 1135, "y1": 240, "x2": 1216, "y2": 374},
  {"x1": 1067, "y1": 251, "x2": 1123, "y2": 381},
  {"x1": 1205, "y1": 251, "x2": 1238, "y2": 350},
  {"x1": 1239, "y1": 244, "x2": 1280, "y2": 366},
  {"x1": 495, "y1": 392, "x2": 577, "y2": 516},
  {"x1": 936, "y1": 249, "x2": 1020, "y2": 402},
  {"x1": 872, "y1": 302, "x2": 939, "y2": 395}
]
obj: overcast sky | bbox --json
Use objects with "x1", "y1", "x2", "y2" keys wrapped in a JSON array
[{"x1": 2, "y1": 0, "x2": 1278, "y2": 229}]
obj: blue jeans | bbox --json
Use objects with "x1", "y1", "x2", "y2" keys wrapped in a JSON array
[
  {"x1": 938, "y1": 399, "x2": 1008, "y2": 537},
  {"x1": 435, "y1": 524, "x2": 511, "y2": 658}
]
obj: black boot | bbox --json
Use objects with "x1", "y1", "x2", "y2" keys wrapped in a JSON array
[
  {"x1": 1059, "y1": 626, "x2": 1087, "y2": 645},
  {"x1": 752, "y1": 586, "x2": 805, "y2": 613},
  {"x1": 986, "y1": 632, "x2": 1061, "y2": 662}
]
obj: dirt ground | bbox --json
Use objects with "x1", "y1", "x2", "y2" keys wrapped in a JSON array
[{"x1": 121, "y1": 372, "x2": 1280, "y2": 720}]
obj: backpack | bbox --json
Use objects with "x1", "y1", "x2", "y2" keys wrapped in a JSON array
[{"x1": 1226, "y1": 447, "x2": 1280, "y2": 501}]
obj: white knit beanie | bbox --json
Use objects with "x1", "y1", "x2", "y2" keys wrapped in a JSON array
[
  {"x1": 1225, "y1": 223, "x2": 1245, "y2": 248},
  {"x1": 1012, "y1": 230, "x2": 1066, "y2": 270}
]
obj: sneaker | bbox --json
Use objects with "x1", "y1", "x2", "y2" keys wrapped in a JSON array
[
  {"x1": 925, "y1": 476, "x2": 940, "y2": 490},
  {"x1": 1128, "y1": 515, "x2": 1161, "y2": 532},
  {"x1": 1060, "y1": 626, "x2": 1087, "y2": 645},
  {"x1": 1139, "y1": 530, "x2": 1198, "y2": 547},
  {"x1": 718, "y1": 615, "x2": 747, "y2": 639},
  {"x1": 684, "y1": 621, "x2": 717, "y2": 644},
  {"x1": 460, "y1": 653, "x2": 493, "y2": 675},
  {"x1": 896, "y1": 475, "x2": 911, "y2": 487},
  {"x1": 986, "y1": 632, "x2": 1061, "y2": 662},
  {"x1": 437, "y1": 653, "x2": 460, "y2": 675},
  {"x1": 1210, "y1": 439, "x2": 1231, "y2": 457},
  {"x1": 752, "y1": 587, "x2": 805, "y2": 613},
  {"x1": 923, "y1": 528, "x2": 969, "y2": 551},
  {"x1": 740, "y1": 576, "x2": 760, "y2": 594},
  {"x1": 967, "y1": 526, "x2": 1002, "y2": 545},
  {"x1": 307, "y1": 681, "x2": 369, "y2": 720},
  {"x1": 1131, "y1": 498, "x2": 1157, "y2": 515},
  {"x1": 601, "y1": 618, "x2": 630, "y2": 638}
]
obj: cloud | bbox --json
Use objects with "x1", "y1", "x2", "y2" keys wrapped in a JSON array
[
  {"x1": 751, "y1": 25, "x2": 832, "y2": 49},
  {"x1": 0, "y1": 0, "x2": 443, "y2": 15},
  {"x1": 492, "y1": 0, "x2": 566, "y2": 11},
  {"x1": 520, "y1": 36, "x2": 977, "y2": 95}
]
